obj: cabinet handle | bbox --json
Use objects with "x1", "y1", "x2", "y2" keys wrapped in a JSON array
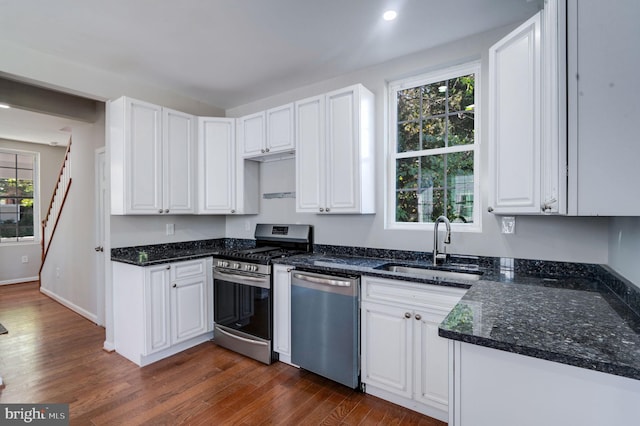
[
  {"x1": 172, "y1": 283, "x2": 177, "y2": 288},
  {"x1": 230, "y1": 209, "x2": 236, "y2": 214},
  {"x1": 319, "y1": 208, "x2": 324, "y2": 212},
  {"x1": 165, "y1": 209, "x2": 169, "y2": 213},
  {"x1": 166, "y1": 266, "x2": 170, "y2": 270},
  {"x1": 265, "y1": 148, "x2": 270, "y2": 152},
  {"x1": 326, "y1": 207, "x2": 330, "y2": 212},
  {"x1": 286, "y1": 268, "x2": 292, "y2": 272},
  {"x1": 415, "y1": 314, "x2": 422, "y2": 321},
  {"x1": 404, "y1": 312, "x2": 411, "y2": 319},
  {"x1": 487, "y1": 206, "x2": 494, "y2": 213},
  {"x1": 261, "y1": 149, "x2": 265, "y2": 153},
  {"x1": 158, "y1": 209, "x2": 163, "y2": 214}
]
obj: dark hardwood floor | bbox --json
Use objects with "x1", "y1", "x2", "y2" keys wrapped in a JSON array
[{"x1": 0, "y1": 282, "x2": 446, "y2": 425}]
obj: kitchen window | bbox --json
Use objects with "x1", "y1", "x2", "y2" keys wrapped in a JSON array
[
  {"x1": 387, "y1": 62, "x2": 480, "y2": 230},
  {"x1": 0, "y1": 149, "x2": 38, "y2": 243}
]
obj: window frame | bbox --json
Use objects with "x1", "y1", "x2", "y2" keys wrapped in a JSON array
[
  {"x1": 0, "y1": 148, "x2": 40, "y2": 245},
  {"x1": 386, "y1": 61, "x2": 482, "y2": 232}
]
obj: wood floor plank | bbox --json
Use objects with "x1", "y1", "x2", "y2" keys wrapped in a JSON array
[{"x1": 0, "y1": 282, "x2": 446, "y2": 425}]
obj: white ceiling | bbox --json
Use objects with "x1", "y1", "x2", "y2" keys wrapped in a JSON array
[
  {"x1": 0, "y1": 108, "x2": 74, "y2": 146},
  {"x1": 0, "y1": 0, "x2": 542, "y2": 111}
]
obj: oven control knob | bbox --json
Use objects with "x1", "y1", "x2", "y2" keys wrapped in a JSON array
[
  {"x1": 233, "y1": 263, "x2": 240, "y2": 269},
  {"x1": 217, "y1": 261, "x2": 229, "y2": 268},
  {"x1": 251, "y1": 265, "x2": 258, "y2": 272}
]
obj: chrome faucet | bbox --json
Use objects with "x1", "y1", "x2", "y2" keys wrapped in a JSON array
[{"x1": 433, "y1": 215, "x2": 451, "y2": 265}]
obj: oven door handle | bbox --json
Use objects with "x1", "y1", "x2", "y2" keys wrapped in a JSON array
[{"x1": 213, "y1": 269, "x2": 270, "y2": 289}]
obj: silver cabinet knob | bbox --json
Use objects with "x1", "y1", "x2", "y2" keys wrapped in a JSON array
[
  {"x1": 325, "y1": 207, "x2": 330, "y2": 212},
  {"x1": 265, "y1": 148, "x2": 270, "y2": 152},
  {"x1": 172, "y1": 283, "x2": 177, "y2": 288},
  {"x1": 415, "y1": 314, "x2": 422, "y2": 321},
  {"x1": 94, "y1": 246, "x2": 103, "y2": 252},
  {"x1": 404, "y1": 312, "x2": 411, "y2": 319},
  {"x1": 158, "y1": 209, "x2": 163, "y2": 214},
  {"x1": 319, "y1": 208, "x2": 324, "y2": 212},
  {"x1": 165, "y1": 209, "x2": 169, "y2": 213},
  {"x1": 166, "y1": 266, "x2": 171, "y2": 270},
  {"x1": 230, "y1": 209, "x2": 236, "y2": 214},
  {"x1": 261, "y1": 149, "x2": 265, "y2": 153},
  {"x1": 487, "y1": 206, "x2": 494, "y2": 213}
]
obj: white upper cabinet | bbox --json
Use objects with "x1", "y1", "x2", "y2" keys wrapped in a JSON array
[
  {"x1": 567, "y1": 0, "x2": 640, "y2": 215},
  {"x1": 295, "y1": 84, "x2": 375, "y2": 214},
  {"x1": 488, "y1": 0, "x2": 566, "y2": 215},
  {"x1": 239, "y1": 103, "x2": 295, "y2": 160},
  {"x1": 197, "y1": 117, "x2": 236, "y2": 214},
  {"x1": 198, "y1": 116, "x2": 260, "y2": 215},
  {"x1": 110, "y1": 97, "x2": 195, "y2": 215}
]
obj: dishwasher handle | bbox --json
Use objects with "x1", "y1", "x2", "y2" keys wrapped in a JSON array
[
  {"x1": 292, "y1": 271, "x2": 359, "y2": 297},
  {"x1": 293, "y1": 272, "x2": 352, "y2": 287}
]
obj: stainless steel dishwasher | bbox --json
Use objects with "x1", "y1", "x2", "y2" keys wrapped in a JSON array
[{"x1": 291, "y1": 270, "x2": 360, "y2": 389}]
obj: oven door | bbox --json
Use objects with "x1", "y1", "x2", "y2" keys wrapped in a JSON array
[{"x1": 213, "y1": 268, "x2": 271, "y2": 341}]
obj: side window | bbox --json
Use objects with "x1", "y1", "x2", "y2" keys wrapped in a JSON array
[
  {"x1": 0, "y1": 150, "x2": 37, "y2": 243},
  {"x1": 388, "y1": 62, "x2": 480, "y2": 230}
]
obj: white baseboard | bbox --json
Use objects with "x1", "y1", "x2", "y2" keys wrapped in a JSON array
[
  {"x1": 40, "y1": 287, "x2": 99, "y2": 324},
  {"x1": 0, "y1": 276, "x2": 39, "y2": 286}
]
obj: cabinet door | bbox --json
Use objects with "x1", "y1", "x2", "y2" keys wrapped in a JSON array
[
  {"x1": 126, "y1": 99, "x2": 163, "y2": 214},
  {"x1": 163, "y1": 108, "x2": 195, "y2": 214},
  {"x1": 361, "y1": 301, "x2": 413, "y2": 399},
  {"x1": 295, "y1": 95, "x2": 325, "y2": 212},
  {"x1": 240, "y1": 111, "x2": 266, "y2": 157},
  {"x1": 266, "y1": 103, "x2": 295, "y2": 153},
  {"x1": 488, "y1": 12, "x2": 542, "y2": 214},
  {"x1": 273, "y1": 265, "x2": 293, "y2": 361},
  {"x1": 326, "y1": 87, "x2": 360, "y2": 213},
  {"x1": 198, "y1": 117, "x2": 236, "y2": 214},
  {"x1": 414, "y1": 308, "x2": 450, "y2": 413},
  {"x1": 172, "y1": 275, "x2": 207, "y2": 344},
  {"x1": 145, "y1": 265, "x2": 171, "y2": 354}
]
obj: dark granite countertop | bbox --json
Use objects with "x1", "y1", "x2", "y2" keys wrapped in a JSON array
[{"x1": 274, "y1": 250, "x2": 640, "y2": 381}]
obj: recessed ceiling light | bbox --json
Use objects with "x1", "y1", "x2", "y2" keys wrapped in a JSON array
[
  {"x1": 383, "y1": 10, "x2": 397, "y2": 21},
  {"x1": 0, "y1": 103, "x2": 10, "y2": 109}
]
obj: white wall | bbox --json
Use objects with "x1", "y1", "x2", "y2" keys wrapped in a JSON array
[
  {"x1": 110, "y1": 215, "x2": 226, "y2": 248},
  {"x1": 0, "y1": 138, "x2": 66, "y2": 284},
  {"x1": 608, "y1": 217, "x2": 640, "y2": 289},
  {"x1": 225, "y1": 26, "x2": 610, "y2": 264}
]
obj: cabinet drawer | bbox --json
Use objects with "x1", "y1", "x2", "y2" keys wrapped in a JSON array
[
  {"x1": 362, "y1": 276, "x2": 466, "y2": 312},
  {"x1": 171, "y1": 259, "x2": 206, "y2": 280}
]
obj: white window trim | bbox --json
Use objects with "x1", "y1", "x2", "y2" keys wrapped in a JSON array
[
  {"x1": 0, "y1": 148, "x2": 40, "y2": 245},
  {"x1": 385, "y1": 61, "x2": 482, "y2": 232}
]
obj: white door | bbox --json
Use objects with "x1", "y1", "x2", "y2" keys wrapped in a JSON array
[
  {"x1": 145, "y1": 265, "x2": 171, "y2": 354},
  {"x1": 414, "y1": 308, "x2": 450, "y2": 412},
  {"x1": 273, "y1": 264, "x2": 293, "y2": 361},
  {"x1": 361, "y1": 301, "x2": 413, "y2": 399},
  {"x1": 95, "y1": 148, "x2": 106, "y2": 326},
  {"x1": 488, "y1": 12, "x2": 542, "y2": 214},
  {"x1": 295, "y1": 95, "x2": 325, "y2": 212},
  {"x1": 172, "y1": 275, "x2": 207, "y2": 344},
  {"x1": 198, "y1": 117, "x2": 236, "y2": 214},
  {"x1": 163, "y1": 108, "x2": 195, "y2": 214}
]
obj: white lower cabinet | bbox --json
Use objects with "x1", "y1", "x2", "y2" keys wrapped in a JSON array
[
  {"x1": 113, "y1": 258, "x2": 213, "y2": 366},
  {"x1": 361, "y1": 276, "x2": 466, "y2": 422},
  {"x1": 273, "y1": 264, "x2": 296, "y2": 365}
]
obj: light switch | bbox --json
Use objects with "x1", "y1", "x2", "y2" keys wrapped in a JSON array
[
  {"x1": 166, "y1": 223, "x2": 175, "y2": 235},
  {"x1": 501, "y1": 216, "x2": 516, "y2": 234}
]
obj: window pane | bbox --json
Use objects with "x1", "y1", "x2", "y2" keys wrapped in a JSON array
[
  {"x1": 16, "y1": 154, "x2": 34, "y2": 170},
  {"x1": 448, "y1": 112, "x2": 474, "y2": 147},
  {"x1": 417, "y1": 187, "x2": 445, "y2": 223},
  {"x1": 0, "y1": 178, "x2": 17, "y2": 196},
  {"x1": 397, "y1": 88, "x2": 421, "y2": 122},
  {"x1": 422, "y1": 81, "x2": 447, "y2": 116},
  {"x1": 396, "y1": 190, "x2": 419, "y2": 222},
  {"x1": 422, "y1": 117, "x2": 446, "y2": 150},
  {"x1": 0, "y1": 198, "x2": 20, "y2": 225},
  {"x1": 396, "y1": 158, "x2": 419, "y2": 189},
  {"x1": 446, "y1": 151, "x2": 475, "y2": 223},
  {"x1": 0, "y1": 153, "x2": 15, "y2": 169},
  {"x1": 397, "y1": 122, "x2": 420, "y2": 152},
  {"x1": 17, "y1": 178, "x2": 33, "y2": 198},
  {"x1": 420, "y1": 155, "x2": 444, "y2": 189},
  {"x1": 448, "y1": 74, "x2": 475, "y2": 112}
]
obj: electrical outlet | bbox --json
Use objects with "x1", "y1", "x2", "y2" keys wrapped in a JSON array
[
  {"x1": 166, "y1": 223, "x2": 175, "y2": 236},
  {"x1": 501, "y1": 216, "x2": 516, "y2": 234},
  {"x1": 21, "y1": 255, "x2": 28, "y2": 263}
]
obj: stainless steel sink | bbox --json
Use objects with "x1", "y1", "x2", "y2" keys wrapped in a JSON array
[{"x1": 375, "y1": 263, "x2": 483, "y2": 281}]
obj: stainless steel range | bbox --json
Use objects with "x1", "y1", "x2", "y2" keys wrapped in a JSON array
[{"x1": 212, "y1": 224, "x2": 312, "y2": 364}]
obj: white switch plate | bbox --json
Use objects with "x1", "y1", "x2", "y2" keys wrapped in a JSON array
[
  {"x1": 501, "y1": 216, "x2": 516, "y2": 234},
  {"x1": 166, "y1": 223, "x2": 175, "y2": 235},
  {"x1": 21, "y1": 255, "x2": 28, "y2": 263}
]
